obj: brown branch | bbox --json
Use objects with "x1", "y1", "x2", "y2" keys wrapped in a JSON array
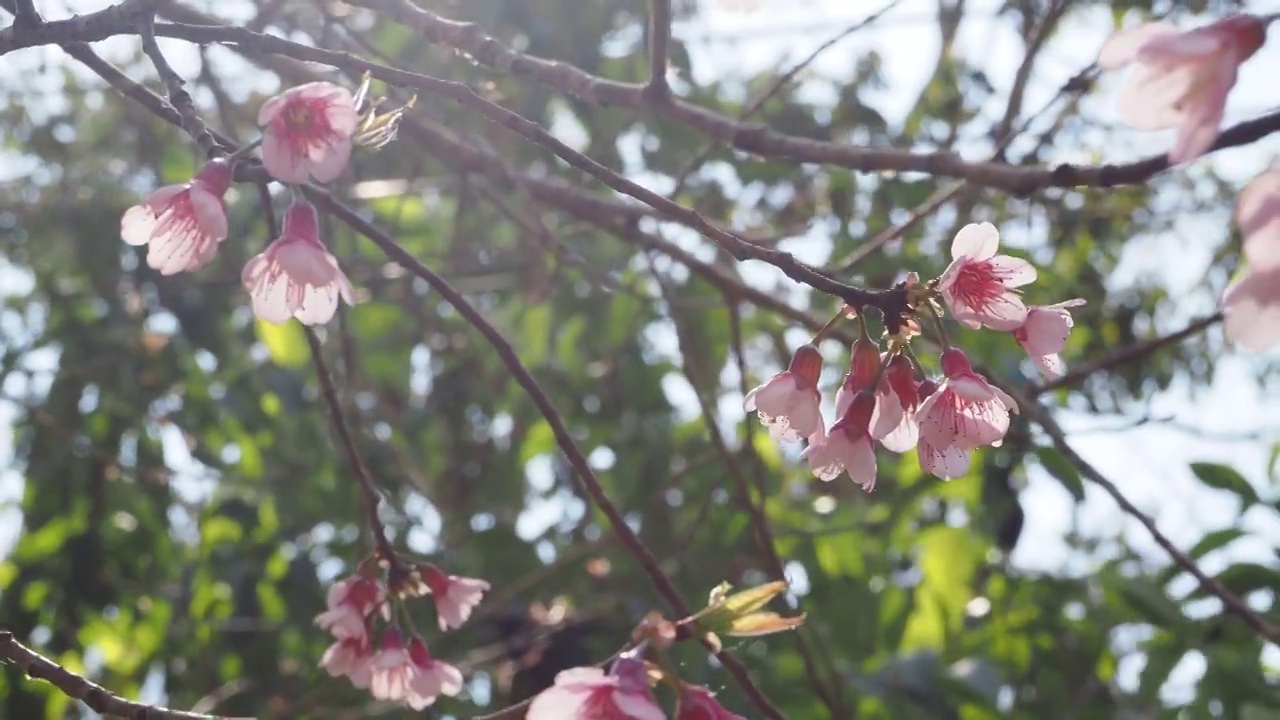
[
  {"x1": 136, "y1": 11, "x2": 220, "y2": 156},
  {"x1": 1032, "y1": 312, "x2": 1223, "y2": 396},
  {"x1": 0, "y1": 0, "x2": 153, "y2": 54},
  {"x1": 302, "y1": 326, "x2": 402, "y2": 570},
  {"x1": 644, "y1": 0, "x2": 672, "y2": 100},
  {"x1": 9, "y1": 0, "x2": 39, "y2": 28},
  {"x1": 346, "y1": 0, "x2": 1280, "y2": 194},
  {"x1": 0, "y1": 631, "x2": 249, "y2": 720},
  {"x1": 301, "y1": 187, "x2": 787, "y2": 720},
  {"x1": 1003, "y1": 392, "x2": 1280, "y2": 644}
]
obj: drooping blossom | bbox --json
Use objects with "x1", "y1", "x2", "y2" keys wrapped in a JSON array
[
  {"x1": 1097, "y1": 14, "x2": 1266, "y2": 164},
  {"x1": 1236, "y1": 169, "x2": 1280, "y2": 270},
  {"x1": 369, "y1": 631, "x2": 464, "y2": 710},
  {"x1": 259, "y1": 82, "x2": 359, "y2": 183},
  {"x1": 744, "y1": 344, "x2": 824, "y2": 442},
  {"x1": 915, "y1": 349, "x2": 1019, "y2": 480},
  {"x1": 242, "y1": 200, "x2": 355, "y2": 325},
  {"x1": 314, "y1": 574, "x2": 387, "y2": 641},
  {"x1": 416, "y1": 564, "x2": 490, "y2": 631},
  {"x1": 676, "y1": 684, "x2": 746, "y2": 720},
  {"x1": 936, "y1": 223, "x2": 1037, "y2": 331},
  {"x1": 527, "y1": 656, "x2": 664, "y2": 720},
  {"x1": 871, "y1": 355, "x2": 923, "y2": 453},
  {"x1": 120, "y1": 159, "x2": 233, "y2": 275},
  {"x1": 1222, "y1": 269, "x2": 1280, "y2": 351},
  {"x1": 802, "y1": 390, "x2": 878, "y2": 490},
  {"x1": 1012, "y1": 299, "x2": 1086, "y2": 379},
  {"x1": 320, "y1": 636, "x2": 374, "y2": 689}
]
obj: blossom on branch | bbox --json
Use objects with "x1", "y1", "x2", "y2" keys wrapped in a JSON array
[
  {"x1": 527, "y1": 656, "x2": 664, "y2": 720},
  {"x1": 936, "y1": 223, "x2": 1037, "y2": 331},
  {"x1": 314, "y1": 574, "x2": 387, "y2": 641},
  {"x1": 369, "y1": 630, "x2": 464, "y2": 710},
  {"x1": 259, "y1": 82, "x2": 359, "y2": 183},
  {"x1": 242, "y1": 200, "x2": 355, "y2": 325},
  {"x1": 319, "y1": 636, "x2": 374, "y2": 688},
  {"x1": 413, "y1": 564, "x2": 490, "y2": 631},
  {"x1": 1098, "y1": 14, "x2": 1266, "y2": 164},
  {"x1": 744, "y1": 344, "x2": 824, "y2": 442},
  {"x1": 915, "y1": 349, "x2": 1018, "y2": 479},
  {"x1": 802, "y1": 389, "x2": 878, "y2": 490},
  {"x1": 1012, "y1": 299, "x2": 1086, "y2": 379},
  {"x1": 120, "y1": 159, "x2": 233, "y2": 275},
  {"x1": 871, "y1": 355, "x2": 923, "y2": 453}
]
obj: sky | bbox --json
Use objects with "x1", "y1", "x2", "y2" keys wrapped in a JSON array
[{"x1": 2, "y1": 0, "x2": 1279, "y2": 711}]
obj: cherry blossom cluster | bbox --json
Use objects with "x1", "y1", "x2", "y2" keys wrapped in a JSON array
[
  {"x1": 120, "y1": 81, "x2": 373, "y2": 326},
  {"x1": 747, "y1": 222, "x2": 1084, "y2": 485},
  {"x1": 1095, "y1": 13, "x2": 1279, "y2": 351},
  {"x1": 315, "y1": 560, "x2": 489, "y2": 709}
]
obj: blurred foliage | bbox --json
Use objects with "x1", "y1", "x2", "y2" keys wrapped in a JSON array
[{"x1": 0, "y1": 0, "x2": 1277, "y2": 718}]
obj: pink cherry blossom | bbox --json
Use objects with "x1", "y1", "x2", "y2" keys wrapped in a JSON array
[
  {"x1": 527, "y1": 657, "x2": 664, "y2": 720},
  {"x1": 802, "y1": 390, "x2": 878, "y2": 490},
  {"x1": 745, "y1": 344, "x2": 824, "y2": 442},
  {"x1": 259, "y1": 82, "x2": 358, "y2": 183},
  {"x1": 1012, "y1": 299, "x2": 1086, "y2": 379},
  {"x1": 918, "y1": 436, "x2": 972, "y2": 481},
  {"x1": 369, "y1": 631, "x2": 464, "y2": 711},
  {"x1": 1237, "y1": 169, "x2": 1280, "y2": 271},
  {"x1": 936, "y1": 223, "x2": 1037, "y2": 331},
  {"x1": 120, "y1": 159, "x2": 233, "y2": 275},
  {"x1": 915, "y1": 349, "x2": 1019, "y2": 480},
  {"x1": 320, "y1": 636, "x2": 374, "y2": 688},
  {"x1": 867, "y1": 355, "x2": 919, "y2": 453},
  {"x1": 314, "y1": 574, "x2": 386, "y2": 641},
  {"x1": 242, "y1": 201, "x2": 355, "y2": 325},
  {"x1": 1097, "y1": 15, "x2": 1266, "y2": 164},
  {"x1": 417, "y1": 564, "x2": 490, "y2": 631},
  {"x1": 1222, "y1": 268, "x2": 1280, "y2": 351},
  {"x1": 677, "y1": 684, "x2": 745, "y2": 720}
]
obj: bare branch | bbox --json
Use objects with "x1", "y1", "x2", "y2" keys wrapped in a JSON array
[
  {"x1": 645, "y1": 0, "x2": 672, "y2": 100},
  {"x1": 0, "y1": 631, "x2": 249, "y2": 720}
]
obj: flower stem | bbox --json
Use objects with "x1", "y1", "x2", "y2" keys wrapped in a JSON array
[
  {"x1": 228, "y1": 136, "x2": 264, "y2": 161},
  {"x1": 924, "y1": 302, "x2": 951, "y2": 350},
  {"x1": 809, "y1": 308, "x2": 846, "y2": 344}
]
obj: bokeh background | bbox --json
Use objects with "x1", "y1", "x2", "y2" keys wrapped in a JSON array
[{"x1": 1, "y1": 0, "x2": 1278, "y2": 717}]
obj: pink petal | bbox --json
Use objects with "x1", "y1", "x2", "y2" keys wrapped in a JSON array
[
  {"x1": 948, "y1": 375, "x2": 994, "y2": 403},
  {"x1": 121, "y1": 204, "x2": 158, "y2": 246},
  {"x1": 951, "y1": 222, "x2": 1000, "y2": 261},
  {"x1": 1168, "y1": 61, "x2": 1234, "y2": 164},
  {"x1": 1138, "y1": 27, "x2": 1227, "y2": 62},
  {"x1": 1238, "y1": 170, "x2": 1280, "y2": 271},
  {"x1": 188, "y1": 187, "x2": 228, "y2": 242},
  {"x1": 987, "y1": 254, "x2": 1037, "y2": 287},
  {"x1": 326, "y1": 102, "x2": 360, "y2": 137},
  {"x1": 294, "y1": 283, "x2": 341, "y2": 326},
  {"x1": 261, "y1": 133, "x2": 310, "y2": 184},
  {"x1": 1097, "y1": 22, "x2": 1179, "y2": 69},
  {"x1": 528, "y1": 686, "x2": 593, "y2": 720},
  {"x1": 1223, "y1": 269, "x2": 1280, "y2": 352},
  {"x1": 1020, "y1": 308, "x2": 1073, "y2": 355},
  {"x1": 1117, "y1": 63, "x2": 1196, "y2": 131},
  {"x1": 846, "y1": 438, "x2": 877, "y2": 491},
  {"x1": 919, "y1": 439, "x2": 970, "y2": 480},
  {"x1": 307, "y1": 137, "x2": 353, "y2": 183},
  {"x1": 258, "y1": 90, "x2": 291, "y2": 126},
  {"x1": 1032, "y1": 353, "x2": 1066, "y2": 379}
]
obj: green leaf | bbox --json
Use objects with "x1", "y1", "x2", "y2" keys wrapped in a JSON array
[
  {"x1": 1036, "y1": 447, "x2": 1085, "y2": 502},
  {"x1": 1117, "y1": 581, "x2": 1187, "y2": 629},
  {"x1": 1189, "y1": 462, "x2": 1259, "y2": 508},
  {"x1": 1188, "y1": 528, "x2": 1246, "y2": 559},
  {"x1": 254, "y1": 319, "x2": 309, "y2": 369}
]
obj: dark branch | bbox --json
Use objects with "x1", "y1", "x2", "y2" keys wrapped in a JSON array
[{"x1": 0, "y1": 631, "x2": 249, "y2": 720}]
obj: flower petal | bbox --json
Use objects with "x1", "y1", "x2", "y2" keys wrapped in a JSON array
[
  {"x1": 1097, "y1": 22, "x2": 1179, "y2": 69},
  {"x1": 951, "y1": 222, "x2": 1000, "y2": 261}
]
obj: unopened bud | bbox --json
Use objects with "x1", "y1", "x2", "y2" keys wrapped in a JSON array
[{"x1": 787, "y1": 344, "x2": 823, "y2": 388}]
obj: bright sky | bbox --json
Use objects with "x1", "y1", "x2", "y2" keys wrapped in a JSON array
[{"x1": 2, "y1": 0, "x2": 1279, "y2": 710}]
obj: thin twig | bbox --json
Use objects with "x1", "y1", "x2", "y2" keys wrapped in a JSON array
[
  {"x1": 0, "y1": 631, "x2": 249, "y2": 720},
  {"x1": 303, "y1": 326, "x2": 401, "y2": 569},
  {"x1": 645, "y1": 0, "x2": 672, "y2": 99},
  {"x1": 1004, "y1": 391, "x2": 1280, "y2": 644}
]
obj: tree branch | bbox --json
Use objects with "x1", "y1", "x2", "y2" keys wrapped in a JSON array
[
  {"x1": 0, "y1": 631, "x2": 248, "y2": 720},
  {"x1": 346, "y1": 0, "x2": 1280, "y2": 194},
  {"x1": 1005, "y1": 393, "x2": 1280, "y2": 644},
  {"x1": 644, "y1": 0, "x2": 672, "y2": 99}
]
